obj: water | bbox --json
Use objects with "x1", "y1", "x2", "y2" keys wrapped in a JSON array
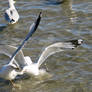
[{"x1": 0, "y1": 0, "x2": 92, "y2": 92}]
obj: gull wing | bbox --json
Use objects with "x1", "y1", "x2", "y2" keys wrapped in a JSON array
[
  {"x1": 0, "y1": 45, "x2": 26, "y2": 67},
  {"x1": 37, "y1": 39, "x2": 83, "y2": 67},
  {"x1": 9, "y1": 12, "x2": 42, "y2": 66}
]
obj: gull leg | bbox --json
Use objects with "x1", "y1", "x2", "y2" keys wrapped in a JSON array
[
  {"x1": 10, "y1": 80, "x2": 21, "y2": 89},
  {"x1": 10, "y1": 80, "x2": 15, "y2": 86}
]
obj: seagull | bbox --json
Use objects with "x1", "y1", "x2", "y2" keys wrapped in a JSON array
[
  {"x1": 0, "y1": 38, "x2": 83, "y2": 78},
  {"x1": 4, "y1": 0, "x2": 19, "y2": 24},
  {"x1": 22, "y1": 39, "x2": 83, "y2": 76},
  {"x1": 0, "y1": 12, "x2": 42, "y2": 86}
]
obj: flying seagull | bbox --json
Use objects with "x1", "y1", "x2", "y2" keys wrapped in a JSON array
[
  {"x1": 0, "y1": 12, "x2": 42, "y2": 86},
  {"x1": 5, "y1": 0, "x2": 19, "y2": 24}
]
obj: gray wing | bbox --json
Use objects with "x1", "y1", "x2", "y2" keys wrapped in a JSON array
[
  {"x1": 0, "y1": 45, "x2": 27, "y2": 67},
  {"x1": 9, "y1": 12, "x2": 42, "y2": 65},
  {"x1": 37, "y1": 39, "x2": 83, "y2": 67}
]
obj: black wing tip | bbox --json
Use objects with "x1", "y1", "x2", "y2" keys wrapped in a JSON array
[
  {"x1": 37, "y1": 12, "x2": 42, "y2": 20},
  {"x1": 68, "y1": 39, "x2": 83, "y2": 47},
  {"x1": 36, "y1": 12, "x2": 42, "y2": 22},
  {"x1": 34, "y1": 12, "x2": 42, "y2": 30},
  {"x1": 39, "y1": 12, "x2": 42, "y2": 17}
]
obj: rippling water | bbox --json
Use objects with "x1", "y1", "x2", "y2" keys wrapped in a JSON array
[{"x1": 0, "y1": 0, "x2": 92, "y2": 92}]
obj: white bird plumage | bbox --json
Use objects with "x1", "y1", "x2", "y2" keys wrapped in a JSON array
[
  {"x1": 5, "y1": 0, "x2": 19, "y2": 24},
  {"x1": 0, "y1": 39, "x2": 83, "y2": 77},
  {"x1": 22, "y1": 39, "x2": 83, "y2": 76},
  {"x1": 0, "y1": 12, "x2": 41, "y2": 82},
  {"x1": 1, "y1": 10, "x2": 83, "y2": 81}
]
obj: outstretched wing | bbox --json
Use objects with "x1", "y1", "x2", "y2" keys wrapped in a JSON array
[
  {"x1": 0, "y1": 45, "x2": 26, "y2": 67},
  {"x1": 37, "y1": 39, "x2": 83, "y2": 67},
  {"x1": 9, "y1": 12, "x2": 42, "y2": 66}
]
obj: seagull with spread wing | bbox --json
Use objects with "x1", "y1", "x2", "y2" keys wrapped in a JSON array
[
  {"x1": 0, "y1": 38, "x2": 83, "y2": 78},
  {"x1": 22, "y1": 39, "x2": 83, "y2": 76},
  {"x1": 0, "y1": 12, "x2": 42, "y2": 86}
]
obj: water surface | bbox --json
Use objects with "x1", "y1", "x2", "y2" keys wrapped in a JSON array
[{"x1": 0, "y1": 0, "x2": 92, "y2": 92}]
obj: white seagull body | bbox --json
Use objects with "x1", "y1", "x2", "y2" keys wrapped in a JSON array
[
  {"x1": 0, "y1": 12, "x2": 42, "y2": 81},
  {"x1": 5, "y1": 0, "x2": 19, "y2": 24}
]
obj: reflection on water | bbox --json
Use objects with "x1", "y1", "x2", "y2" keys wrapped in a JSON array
[
  {"x1": 44, "y1": 0, "x2": 64, "y2": 5},
  {"x1": 0, "y1": 0, "x2": 92, "y2": 92},
  {"x1": 0, "y1": 24, "x2": 7, "y2": 31}
]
